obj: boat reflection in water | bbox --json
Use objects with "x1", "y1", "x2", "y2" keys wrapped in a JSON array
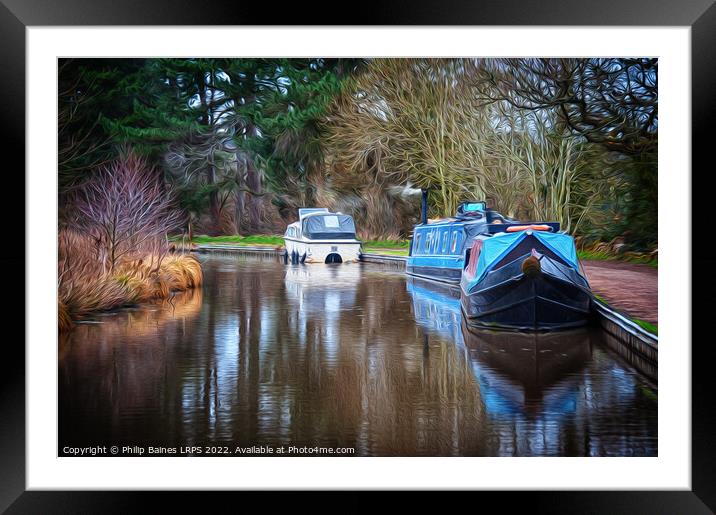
[
  {"x1": 406, "y1": 277, "x2": 656, "y2": 456},
  {"x1": 284, "y1": 263, "x2": 361, "y2": 313},
  {"x1": 407, "y1": 275, "x2": 593, "y2": 420},
  {"x1": 461, "y1": 324, "x2": 592, "y2": 419},
  {"x1": 283, "y1": 264, "x2": 361, "y2": 360},
  {"x1": 406, "y1": 276, "x2": 463, "y2": 343}
]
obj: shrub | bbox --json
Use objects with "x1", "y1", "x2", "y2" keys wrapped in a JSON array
[{"x1": 58, "y1": 228, "x2": 203, "y2": 329}]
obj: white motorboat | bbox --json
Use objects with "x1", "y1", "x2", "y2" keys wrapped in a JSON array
[{"x1": 283, "y1": 208, "x2": 362, "y2": 264}]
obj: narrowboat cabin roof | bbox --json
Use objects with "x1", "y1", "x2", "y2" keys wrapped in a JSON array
[{"x1": 406, "y1": 200, "x2": 559, "y2": 284}]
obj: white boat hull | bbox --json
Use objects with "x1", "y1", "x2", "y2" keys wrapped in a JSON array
[{"x1": 284, "y1": 239, "x2": 361, "y2": 264}]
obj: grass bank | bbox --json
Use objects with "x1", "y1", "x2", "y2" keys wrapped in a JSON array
[
  {"x1": 577, "y1": 249, "x2": 657, "y2": 268},
  {"x1": 177, "y1": 235, "x2": 411, "y2": 254},
  {"x1": 632, "y1": 318, "x2": 658, "y2": 335},
  {"x1": 60, "y1": 231, "x2": 203, "y2": 332},
  {"x1": 593, "y1": 294, "x2": 658, "y2": 336},
  {"x1": 186, "y1": 234, "x2": 285, "y2": 246}
]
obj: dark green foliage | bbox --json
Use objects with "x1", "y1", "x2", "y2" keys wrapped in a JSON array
[
  {"x1": 58, "y1": 58, "x2": 146, "y2": 190},
  {"x1": 219, "y1": 58, "x2": 351, "y2": 193}
]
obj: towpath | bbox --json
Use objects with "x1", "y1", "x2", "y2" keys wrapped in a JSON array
[{"x1": 582, "y1": 260, "x2": 658, "y2": 325}]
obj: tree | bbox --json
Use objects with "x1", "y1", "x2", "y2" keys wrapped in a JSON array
[
  {"x1": 58, "y1": 58, "x2": 146, "y2": 192},
  {"x1": 219, "y1": 58, "x2": 356, "y2": 223},
  {"x1": 68, "y1": 152, "x2": 185, "y2": 272},
  {"x1": 475, "y1": 58, "x2": 658, "y2": 248},
  {"x1": 323, "y1": 59, "x2": 494, "y2": 218}
]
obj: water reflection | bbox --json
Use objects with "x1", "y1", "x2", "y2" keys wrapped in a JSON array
[{"x1": 59, "y1": 255, "x2": 657, "y2": 456}]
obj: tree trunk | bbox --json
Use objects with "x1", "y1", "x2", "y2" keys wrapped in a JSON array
[
  {"x1": 234, "y1": 153, "x2": 246, "y2": 235},
  {"x1": 207, "y1": 161, "x2": 221, "y2": 235},
  {"x1": 245, "y1": 157, "x2": 262, "y2": 234}
]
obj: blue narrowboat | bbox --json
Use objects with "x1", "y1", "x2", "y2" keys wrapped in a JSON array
[
  {"x1": 407, "y1": 199, "x2": 514, "y2": 284},
  {"x1": 407, "y1": 192, "x2": 592, "y2": 330}
]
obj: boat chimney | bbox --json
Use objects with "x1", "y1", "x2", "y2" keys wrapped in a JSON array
[{"x1": 421, "y1": 189, "x2": 428, "y2": 225}]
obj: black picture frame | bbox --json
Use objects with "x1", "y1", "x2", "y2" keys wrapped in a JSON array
[{"x1": 2, "y1": 0, "x2": 714, "y2": 512}]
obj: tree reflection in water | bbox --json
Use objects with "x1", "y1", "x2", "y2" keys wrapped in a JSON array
[{"x1": 59, "y1": 255, "x2": 656, "y2": 456}]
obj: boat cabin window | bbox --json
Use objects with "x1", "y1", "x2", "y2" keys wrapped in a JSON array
[
  {"x1": 463, "y1": 202, "x2": 485, "y2": 212},
  {"x1": 451, "y1": 231, "x2": 459, "y2": 253},
  {"x1": 441, "y1": 232, "x2": 448, "y2": 253},
  {"x1": 323, "y1": 215, "x2": 340, "y2": 228},
  {"x1": 298, "y1": 208, "x2": 329, "y2": 218},
  {"x1": 414, "y1": 233, "x2": 422, "y2": 254}
]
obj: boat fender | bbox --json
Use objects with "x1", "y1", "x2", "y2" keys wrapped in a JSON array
[
  {"x1": 521, "y1": 249, "x2": 541, "y2": 276},
  {"x1": 506, "y1": 224, "x2": 552, "y2": 232}
]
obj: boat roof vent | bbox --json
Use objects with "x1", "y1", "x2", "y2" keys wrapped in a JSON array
[{"x1": 456, "y1": 201, "x2": 487, "y2": 217}]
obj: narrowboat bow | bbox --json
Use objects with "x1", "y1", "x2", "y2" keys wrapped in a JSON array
[{"x1": 460, "y1": 226, "x2": 592, "y2": 330}]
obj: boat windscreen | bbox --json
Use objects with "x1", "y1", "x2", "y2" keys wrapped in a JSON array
[
  {"x1": 299, "y1": 208, "x2": 329, "y2": 219},
  {"x1": 303, "y1": 214, "x2": 357, "y2": 239}
]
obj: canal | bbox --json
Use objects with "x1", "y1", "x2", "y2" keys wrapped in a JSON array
[{"x1": 59, "y1": 253, "x2": 657, "y2": 457}]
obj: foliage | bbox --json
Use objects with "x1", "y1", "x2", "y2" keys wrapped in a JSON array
[
  {"x1": 577, "y1": 250, "x2": 657, "y2": 268},
  {"x1": 321, "y1": 59, "x2": 630, "y2": 239},
  {"x1": 475, "y1": 58, "x2": 658, "y2": 249},
  {"x1": 58, "y1": 228, "x2": 137, "y2": 316},
  {"x1": 323, "y1": 59, "x2": 492, "y2": 218},
  {"x1": 58, "y1": 59, "x2": 146, "y2": 191},
  {"x1": 58, "y1": 57, "x2": 658, "y2": 251}
]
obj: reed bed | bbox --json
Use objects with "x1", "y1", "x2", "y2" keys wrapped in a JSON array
[{"x1": 58, "y1": 229, "x2": 203, "y2": 332}]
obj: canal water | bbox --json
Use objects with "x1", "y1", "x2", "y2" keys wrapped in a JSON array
[{"x1": 59, "y1": 254, "x2": 657, "y2": 457}]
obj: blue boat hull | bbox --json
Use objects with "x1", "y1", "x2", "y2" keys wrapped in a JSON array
[{"x1": 406, "y1": 264, "x2": 462, "y2": 284}]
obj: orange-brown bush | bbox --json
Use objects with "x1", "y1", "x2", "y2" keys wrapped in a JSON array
[
  {"x1": 114, "y1": 254, "x2": 203, "y2": 301},
  {"x1": 58, "y1": 301, "x2": 73, "y2": 333},
  {"x1": 58, "y1": 228, "x2": 203, "y2": 331},
  {"x1": 59, "y1": 229, "x2": 129, "y2": 317}
]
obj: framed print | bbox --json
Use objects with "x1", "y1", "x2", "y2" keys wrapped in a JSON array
[{"x1": 3, "y1": 0, "x2": 715, "y2": 511}]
